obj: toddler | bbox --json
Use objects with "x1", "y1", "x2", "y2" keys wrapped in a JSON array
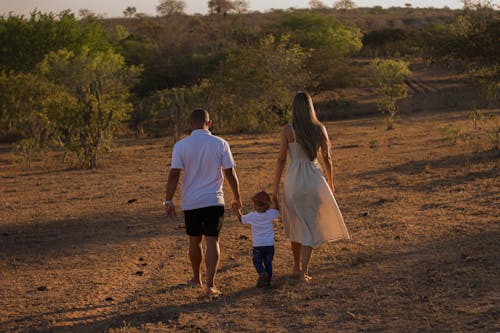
[{"x1": 235, "y1": 191, "x2": 279, "y2": 288}]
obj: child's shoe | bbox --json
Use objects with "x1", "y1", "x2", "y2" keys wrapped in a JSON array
[
  {"x1": 257, "y1": 272, "x2": 272, "y2": 288},
  {"x1": 257, "y1": 272, "x2": 269, "y2": 288}
]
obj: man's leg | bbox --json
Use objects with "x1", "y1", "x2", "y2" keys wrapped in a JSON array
[
  {"x1": 205, "y1": 236, "x2": 220, "y2": 291},
  {"x1": 189, "y1": 235, "x2": 203, "y2": 286}
]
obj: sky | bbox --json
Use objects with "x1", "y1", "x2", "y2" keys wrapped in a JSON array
[{"x1": 0, "y1": 0, "x2": 474, "y2": 17}]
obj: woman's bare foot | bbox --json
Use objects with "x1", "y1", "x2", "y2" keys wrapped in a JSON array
[
  {"x1": 301, "y1": 274, "x2": 313, "y2": 283},
  {"x1": 206, "y1": 286, "x2": 222, "y2": 300}
]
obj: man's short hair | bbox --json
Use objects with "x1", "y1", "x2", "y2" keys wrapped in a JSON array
[{"x1": 191, "y1": 109, "x2": 209, "y2": 126}]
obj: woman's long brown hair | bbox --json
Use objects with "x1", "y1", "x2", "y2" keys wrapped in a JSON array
[{"x1": 291, "y1": 92, "x2": 324, "y2": 161}]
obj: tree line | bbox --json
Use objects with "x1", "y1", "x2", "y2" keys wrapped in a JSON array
[{"x1": 0, "y1": 1, "x2": 498, "y2": 168}]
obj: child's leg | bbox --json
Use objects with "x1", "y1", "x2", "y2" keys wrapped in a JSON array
[
  {"x1": 262, "y1": 246, "x2": 275, "y2": 278},
  {"x1": 252, "y1": 247, "x2": 265, "y2": 274}
]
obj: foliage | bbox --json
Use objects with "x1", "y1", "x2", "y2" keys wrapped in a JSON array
[
  {"x1": 154, "y1": 84, "x2": 208, "y2": 140},
  {"x1": 442, "y1": 109, "x2": 499, "y2": 150},
  {"x1": 39, "y1": 49, "x2": 141, "y2": 168},
  {"x1": 274, "y1": 11, "x2": 362, "y2": 94},
  {"x1": 233, "y1": 1, "x2": 250, "y2": 14},
  {"x1": 115, "y1": 16, "x2": 228, "y2": 97},
  {"x1": 370, "y1": 59, "x2": 411, "y2": 129},
  {"x1": 208, "y1": 0, "x2": 235, "y2": 15},
  {"x1": 123, "y1": 7, "x2": 137, "y2": 18},
  {"x1": 333, "y1": 0, "x2": 356, "y2": 10},
  {"x1": 0, "y1": 71, "x2": 74, "y2": 166},
  {"x1": 468, "y1": 109, "x2": 499, "y2": 150},
  {"x1": 422, "y1": 1, "x2": 499, "y2": 102},
  {"x1": 130, "y1": 96, "x2": 159, "y2": 137},
  {"x1": 423, "y1": 3, "x2": 498, "y2": 68},
  {"x1": 441, "y1": 124, "x2": 464, "y2": 144},
  {"x1": 362, "y1": 28, "x2": 422, "y2": 57},
  {"x1": 0, "y1": 10, "x2": 111, "y2": 72},
  {"x1": 207, "y1": 35, "x2": 307, "y2": 132},
  {"x1": 156, "y1": 0, "x2": 187, "y2": 16},
  {"x1": 467, "y1": 65, "x2": 499, "y2": 104},
  {"x1": 309, "y1": 0, "x2": 328, "y2": 10}
]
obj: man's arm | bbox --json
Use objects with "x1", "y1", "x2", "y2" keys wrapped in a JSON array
[
  {"x1": 165, "y1": 168, "x2": 181, "y2": 217},
  {"x1": 224, "y1": 167, "x2": 242, "y2": 212}
]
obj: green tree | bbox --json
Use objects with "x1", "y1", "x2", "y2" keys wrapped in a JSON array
[
  {"x1": 130, "y1": 96, "x2": 158, "y2": 137},
  {"x1": 275, "y1": 11, "x2": 362, "y2": 94},
  {"x1": 233, "y1": 0, "x2": 250, "y2": 14},
  {"x1": 154, "y1": 84, "x2": 207, "y2": 140},
  {"x1": 0, "y1": 71, "x2": 74, "y2": 166},
  {"x1": 0, "y1": 10, "x2": 111, "y2": 72},
  {"x1": 309, "y1": 0, "x2": 328, "y2": 9},
  {"x1": 422, "y1": 1, "x2": 499, "y2": 102},
  {"x1": 333, "y1": 0, "x2": 356, "y2": 10},
  {"x1": 370, "y1": 59, "x2": 411, "y2": 130},
  {"x1": 208, "y1": 0, "x2": 235, "y2": 15},
  {"x1": 362, "y1": 28, "x2": 421, "y2": 57},
  {"x1": 123, "y1": 6, "x2": 137, "y2": 18},
  {"x1": 39, "y1": 49, "x2": 141, "y2": 168},
  {"x1": 209, "y1": 35, "x2": 307, "y2": 132},
  {"x1": 78, "y1": 9, "x2": 97, "y2": 18},
  {"x1": 156, "y1": 0, "x2": 187, "y2": 16}
]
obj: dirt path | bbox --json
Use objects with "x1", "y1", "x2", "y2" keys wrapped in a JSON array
[{"x1": 1, "y1": 108, "x2": 499, "y2": 332}]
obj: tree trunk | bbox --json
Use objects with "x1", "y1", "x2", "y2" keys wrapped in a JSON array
[{"x1": 136, "y1": 122, "x2": 145, "y2": 138}]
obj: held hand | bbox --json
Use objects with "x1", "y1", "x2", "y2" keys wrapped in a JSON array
[
  {"x1": 164, "y1": 202, "x2": 176, "y2": 218},
  {"x1": 231, "y1": 198, "x2": 242, "y2": 211},
  {"x1": 233, "y1": 207, "x2": 242, "y2": 221},
  {"x1": 329, "y1": 182, "x2": 335, "y2": 194}
]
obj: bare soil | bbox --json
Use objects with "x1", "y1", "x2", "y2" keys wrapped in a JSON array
[{"x1": 1, "y1": 82, "x2": 499, "y2": 332}]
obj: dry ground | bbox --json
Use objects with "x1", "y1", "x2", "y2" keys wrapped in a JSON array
[{"x1": 0, "y1": 101, "x2": 499, "y2": 332}]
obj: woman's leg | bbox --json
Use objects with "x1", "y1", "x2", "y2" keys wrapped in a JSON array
[
  {"x1": 291, "y1": 241, "x2": 302, "y2": 275},
  {"x1": 300, "y1": 245, "x2": 313, "y2": 282}
]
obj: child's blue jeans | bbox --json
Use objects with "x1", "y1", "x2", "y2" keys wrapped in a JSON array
[{"x1": 252, "y1": 245, "x2": 274, "y2": 277}]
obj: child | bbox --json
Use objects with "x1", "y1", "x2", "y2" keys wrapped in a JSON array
[{"x1": 235, "y1": 191, "x2": 279, "y2": 288}]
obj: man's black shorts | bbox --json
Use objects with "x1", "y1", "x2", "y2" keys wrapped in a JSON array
[{"x1": 184, "y1": 205, "x2": 224, "y2": 237}]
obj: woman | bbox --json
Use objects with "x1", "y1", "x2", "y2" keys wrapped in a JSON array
[{"x1": 273, "y1": 92, "x2": 350, "y2": 282}]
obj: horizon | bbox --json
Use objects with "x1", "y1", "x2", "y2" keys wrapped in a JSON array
[{"x1": 1, "y1": 0, "x2": 465, "y2": 18}]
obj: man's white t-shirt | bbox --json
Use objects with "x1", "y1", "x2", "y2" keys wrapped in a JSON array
[
  {"x1": 241, "y1": 209, "x2": 279, "y2": 247},
  {"x1": 170, "y1": 129, "x2": 235, "y2": 210}
]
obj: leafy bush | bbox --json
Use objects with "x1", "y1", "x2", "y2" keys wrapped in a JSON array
[
  {"x1": 39, "y1": 49, "x2": 141, "y2": 168},
  {"x1": 207, "y1": 35, "x2": 307, "y2": 132},
  {"x1": 370, "y1": 59, "x2": 411, "y2": 129},
  {"x1": 0, "y1": 71, "x2": 74, "y2": 166}
]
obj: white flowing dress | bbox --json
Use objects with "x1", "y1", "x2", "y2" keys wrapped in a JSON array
[{"x1": 283, "y1": 127, "x2": 350, "y2": 248}]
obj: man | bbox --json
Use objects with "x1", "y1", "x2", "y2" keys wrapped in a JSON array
[{"x1": 164, "y1": 108, "x2": 241, "y2": 297}]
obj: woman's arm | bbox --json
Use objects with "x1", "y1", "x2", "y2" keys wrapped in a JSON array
[
  {"x1": 319, "y1": 125, "x2": 335, "y2": 193},
  {"x1": 273, "y1": 125, "x2": 290, "y2": 205}
]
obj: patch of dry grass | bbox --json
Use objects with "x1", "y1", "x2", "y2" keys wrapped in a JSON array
[{"x1": 0, "y1": 106, "x2": 499, "y2": 332}]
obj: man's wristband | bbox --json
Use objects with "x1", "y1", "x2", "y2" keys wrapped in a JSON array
[{"x1": 163, "y1": 200, "x2": 173, "y2": 205}]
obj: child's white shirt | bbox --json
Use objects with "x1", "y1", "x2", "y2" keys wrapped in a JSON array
[{"x1": 241, "y1": 209, "x2": 279, "y2": 247}]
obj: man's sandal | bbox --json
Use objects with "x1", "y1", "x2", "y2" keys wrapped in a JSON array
[{"x1": 186, "y1": 278, "x2": 203, "y2": 289}]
